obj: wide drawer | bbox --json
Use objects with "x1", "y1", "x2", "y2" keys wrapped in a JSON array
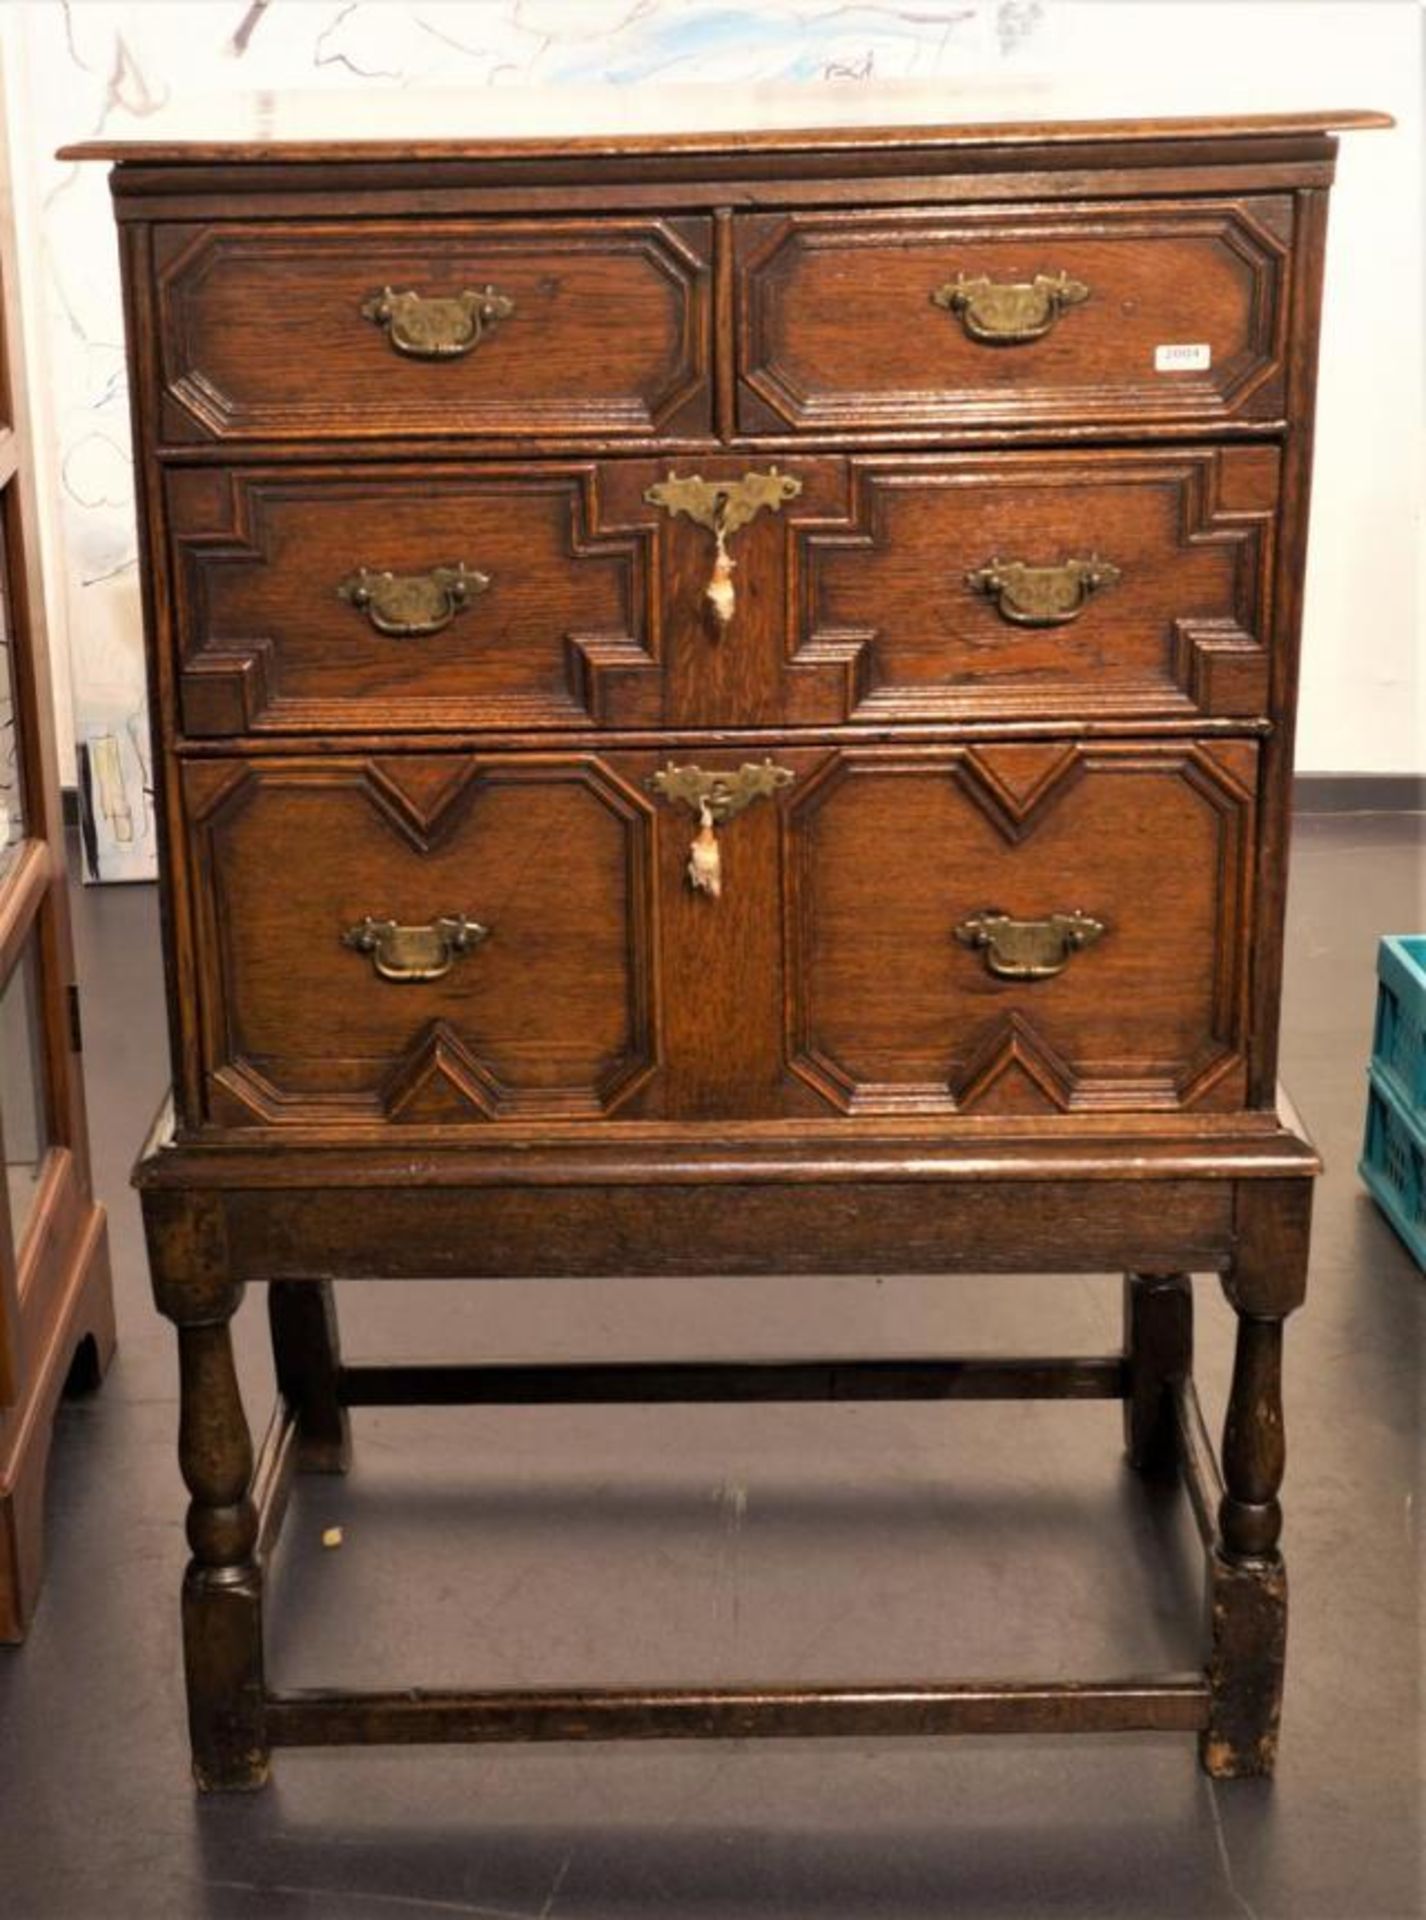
[
  {"x1": 168, "y1": 447, "x2": 1278, "y2": 737},
  {"x1": 180, "y1": 740, "x2": 1258, "y2": 1129},
  {"x1": 737, "y1": 199, "x2": 1292, "y2": 433},
  {"x1": 151, "y1": 217, "x2": 712, "y2": 443}
]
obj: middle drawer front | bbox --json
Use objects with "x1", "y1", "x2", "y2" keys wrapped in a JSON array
[
  {"x1": 180, "y1": 740, "x2": 1258, "y2": 1130},
  {"x1": 168, "y1": 447, "x2": 1279, "y2": 737}
]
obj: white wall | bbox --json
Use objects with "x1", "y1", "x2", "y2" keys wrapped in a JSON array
[
  {"x1": 1, "y1": 0, "x2": 1419, "y2": 872},
  {"x1": 1040, "y1": 1, "x2": 1424, "y2": 774}
]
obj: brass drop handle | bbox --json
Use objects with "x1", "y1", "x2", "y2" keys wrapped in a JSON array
[
  {"x1": 651, "y1": 760, "x2": 794, "y2": 899},
  {"x1": 342, "y1": 914, "x2": 489, "y2": 983},
  {"x1": 360, "y1": 285, "x2": 514, "y2": 359},
  {"x1": 967, "y1": 555, "x2": 1120, "y2": 628},
  {"x1": 931, "y1": 270, "x2": 1089, "y2": 345},
  {"x1": 644, "y1": 469, "x2": 804, "y2": 636},
  {"x1": 955, "y1": 909, "x2": 1106, "y2": 982},
  {"x1": 337, "y1": 563, "x2": 490, "y2": 638}
]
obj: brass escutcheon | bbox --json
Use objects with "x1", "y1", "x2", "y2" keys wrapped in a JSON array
[
  {"x1": 650, "y1": 760, "x2": 795, "y2": 900},
  {"x1": 337, "y1": 563, "x2": 490, "y2": 638},
  {"x1": 650, "y1": 759, "x2": 795, "y2": 825},
  {"x1": 644, "y1": 470, "x2": 803, "y2": 635},
  {"x1": 931, "y1": 270, "x2": 1089, "y2": 345},
  {"x1": 954, "y1": 909, "x2": 1106, "y2": 982},
  {"x1": 966, "y1": 555, "x2": 1121, "y2": 627},
  {"x1": 644, "y1": 469, "x2": 803, "y2": 538},
  {"x1": 360, "y1": 285, "x2": 514, "y2": 358},
  {"x1": 342, "y1": 914, "x2": 489, "y2": 983}
]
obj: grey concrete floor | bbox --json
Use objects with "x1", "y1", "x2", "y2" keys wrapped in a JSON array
[{"x1": 0, "y1": 810, "x2": 1421, "y2": 1919}]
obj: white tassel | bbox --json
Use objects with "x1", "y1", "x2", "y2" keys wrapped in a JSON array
[
  {"x1": 687, "y1": 799, "x2": 722, "y2": 897},
  {"x1": 705, "y1": 524, "x2": 735, "y2": 631}
]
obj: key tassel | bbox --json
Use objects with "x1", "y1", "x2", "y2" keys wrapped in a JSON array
[
  {"x1": 687, "y1": 800, "x2": 722, "y2": 898},
  {"x1": 705, "y1": 524, "x2": 736, "y2": 631}
]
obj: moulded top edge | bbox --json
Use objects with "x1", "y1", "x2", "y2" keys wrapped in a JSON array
[{"x1": 59, "y1": 107, "x2": 1393, "y2": 167}]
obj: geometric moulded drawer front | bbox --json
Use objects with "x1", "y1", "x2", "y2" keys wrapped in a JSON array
[
  {"x1": 167, "y1": 466, "x2": 662, "y2": 735},
  {"x1": 786, "y1": 740, "x2": 1259, "y2": 1114},
  {"x1": 182, "y1": 755, "x2": 656, "y2": 1126},
  {"x1": 738, "y1": 199, "x2": 1291, "y2": 433},
  {"x1": 791, "y1": 446, "x2": 1280, "y2": 724},
  {"x1": 153, "y1": 217, "x2": 712, "y2": 443}
]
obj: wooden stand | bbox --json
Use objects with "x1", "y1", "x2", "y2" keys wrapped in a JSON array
[{"x1": 138, "y1": 1103, "x2": 1314, "y2": 1791}]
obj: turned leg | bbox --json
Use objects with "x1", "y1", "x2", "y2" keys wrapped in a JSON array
[
  {"x1": 147, "y1": 1194, "x2": 268, "y2": 1791},
  {"x1": 268, "y1": 1279, "x2": 351, "y2": 1473},
  {"x1": 1201, "y1": 1180, "x2": 1310, "y2": 1780},
  {"x1": 1219, "y1": 1316, "x2": 1285, "y2": 1559},
  {"x1": 1123, "y1": 1271, "x2": 1193, "y2": 1477}
]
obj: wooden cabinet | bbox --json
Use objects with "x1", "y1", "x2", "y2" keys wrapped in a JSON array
[
  {"x1": 73, "y1": 107, "x2": 1385, "y2": 1787},
  {"x1": 0, "y1": 110, "x2": 114, "y2": 1641}
]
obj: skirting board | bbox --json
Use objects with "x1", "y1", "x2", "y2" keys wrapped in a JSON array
[{"x1": 1293, "y1": 775, "x2": 1426, "y2": 813}]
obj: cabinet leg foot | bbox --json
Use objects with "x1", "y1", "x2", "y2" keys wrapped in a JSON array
[
  {"x1": 1201, "y1": 1548, "x2": 1288, "y2": 1778},
  {"x1": 183, "y1": 1564, "x2": 269, "y2": 1792}
]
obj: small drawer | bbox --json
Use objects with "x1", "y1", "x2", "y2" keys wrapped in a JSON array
[
  {"x1": 789, "y1": 445, "x2": 1280, "y2": 724},
  {"x1": 182, "y1": 754, "x2": 659, "y2": 1127},
  {"x1": 786, "y1": 739, "x2": 1259, "y2": 1115},
  {"x1": 167, "y1": 464, "x2": 667, "y2": 735},
  {"x1": 152, "y1": 216, "x2": 712, "y2": 443},
  {"x1": 737, "y1": 200, "x2": 1292, "y2": 434}
]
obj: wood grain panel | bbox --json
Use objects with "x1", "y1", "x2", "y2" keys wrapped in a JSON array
[
  {"x1": 182, "y1": 755, "x2": 657, "y2": 1126},
  {"x1": 168, "y1": 465, "x2": 662, "y2": 735},
  {"x1": 787, "y1": 740, "x2": 1258, "y2": 1115},
  {"x1": 153, "y1": 216, "x2": 712, "y2": 442},
  {"x1": 738, "y1": 200, "x2": 1291, "y2": 432},
  {"x1": 789, "y1": 447, "x2": 1279, "y2": 723}
]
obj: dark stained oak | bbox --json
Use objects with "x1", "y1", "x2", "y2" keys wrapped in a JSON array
[
  {"x1": 737, "y1": 200, "x2": 1292, "y2": 433},
  {"x1": 151, "y1": 216, "x2": 712, "y2": 444},
  {"x1": 267, "y1": 1280, "x2": 350, "y2": 1474},
  {"x1": 786, "y1": 741, "x2": 1258, "y2": 1117},
  {"x1": 61, "y1": 105, "x2": 1392, "y2": 168},
  {"x1": 167, "y1": 464, "x2": 665, "y2": 735},
  {"x1": 89, "y1": 107, "x2": 1378, "y2": 1790},
  {"x1": 180, "y1": 752, "x2": 656, "y2": 1127},
  {"x1": 789, "y1": 446, "x2": 1279, "y2": 724},
  {"x1": 1123, "y1": 1272, "x2": 1194, "y2": 1476}
]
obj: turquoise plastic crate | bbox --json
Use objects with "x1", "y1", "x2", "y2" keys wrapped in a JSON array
[
  {"x1": 1370, "y1": 934, "x2": 1426, "y2": 1109},
  {"x1": 1359, "y1": 935, "x2": 1426, "y2": 1267}
]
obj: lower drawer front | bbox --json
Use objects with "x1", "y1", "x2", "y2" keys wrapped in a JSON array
[{"x1": 180, "y1": 740, "x2": 1258, "y2": 1128}]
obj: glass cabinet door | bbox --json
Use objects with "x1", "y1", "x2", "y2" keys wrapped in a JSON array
[
  {"x1": 0, "y1": 63, "x2": 111, "y2": 1638},
  {"x1": 0, "y1": 450, "x2": 101, "y2": 1414}
]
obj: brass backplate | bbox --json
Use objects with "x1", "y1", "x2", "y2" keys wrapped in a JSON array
[
  {"x1": 337, "y1": 564, "x2": 490, "y2": 638},
  {"x1": 644, "y1": 469, "x2": 802, "y2": 536},
  {"x1": 342, "y1": 914, "x2": 489, "y2": 983},
  {"x1": 966, "y1": 556, "x2": 1120, "y2": 627},
  {"x1": 360, "y1": 285, "x2": 514, "y2": 358},
  {"x1": 955, "y1": 909, "x2": 1106, "y2": 981},
  {"x1": 650, "y1": 760, "x2": 795, "y2": 824},
  {"x1": 931, "y1": 270, "x2": 1089, "y2": 345}
]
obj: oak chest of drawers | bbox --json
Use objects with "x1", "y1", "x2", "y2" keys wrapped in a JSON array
[{"x1": 71, "y1": 106, "x2": 1386, "y2": 1790}]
